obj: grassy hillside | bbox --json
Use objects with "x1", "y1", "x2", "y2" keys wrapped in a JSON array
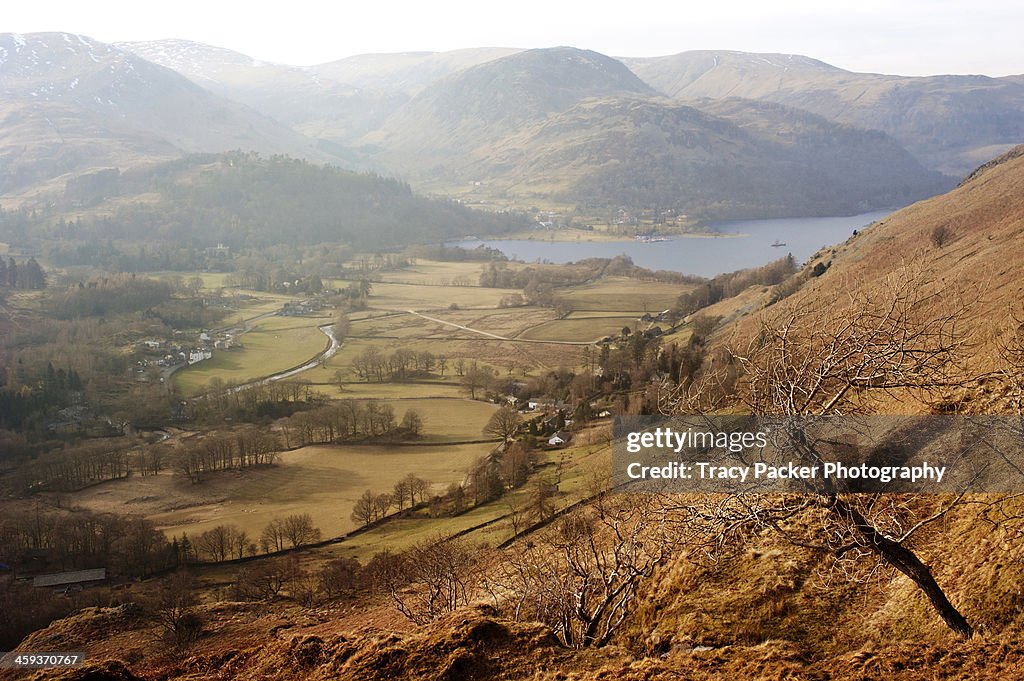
[
  {"x1": 726, "y1": 143, "x2": 1024, "y2": 401},
  {"x1": 352, "y1": 47, "x2": 951, "y2": 217}
]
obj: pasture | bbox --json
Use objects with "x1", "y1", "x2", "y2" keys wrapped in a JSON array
[
  {"x1": 71, "y1": 442, "x2": 494, "y2": 541},
  {"x1": 173, "y1": 315, "x2": 331, "y2": 396},
  {"x1": 375, "y1": 397, "x2": 499, "y2": 442},
  {"x1": 359, "y1": 281, "x2": 520, "y2": 311},
  {"x1": 556, "y1": 276, "x2": 687, "y2": 313},
  {"x1": 518, "y1": 316, "x2": 637, "y2": 343}
]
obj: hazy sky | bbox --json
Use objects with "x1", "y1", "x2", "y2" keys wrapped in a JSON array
[{"x1": 4, "y1": 0, "x2": 1022, "y2": 76}]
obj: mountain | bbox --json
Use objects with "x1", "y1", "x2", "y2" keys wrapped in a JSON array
[
  {"x1": 359, "y1": 47, "x2": 948, "y2": 217},
  {"x1": 361, "y1": 47, "x2": 656, "y2": 162},
  {"x1": 542, "y1": 97, "x2": 949, "y2": 218},
  {"x1": 812, "y1": 142, "x2": 1024, "y2": 345},
  {"x1": 624, "y1": 50, "x2": 1024, "y2": 175},
  {"x1": 0, "y1": 33, "x2": 336, "y2": 200},
  {"x1": 119, "y1": 41, "x2": 520, "y2": 144}
]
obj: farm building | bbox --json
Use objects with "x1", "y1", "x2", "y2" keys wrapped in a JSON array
[{"x1": 32, "y1": 568, "x2": 107, "y2": 592}]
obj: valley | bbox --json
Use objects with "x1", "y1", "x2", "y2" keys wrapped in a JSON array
[{"x1": 1, "y1": 18, "x2": 1023, "y2": 681}]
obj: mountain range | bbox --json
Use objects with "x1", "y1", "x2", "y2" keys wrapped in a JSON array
[
  {"x1": 3, "y1": 33, "x2": 1022, "y2": 223},
  {"x1": 0, "y1": 33, "x2": 344, "y2": 198},
  {"x1": 624, "y1": 50, "x2": 1024, "y2": 175}
]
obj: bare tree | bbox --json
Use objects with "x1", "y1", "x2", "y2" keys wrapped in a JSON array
[
  {"x1": 333, "y1": 309, "x2": 350, "y2": 339},
  {"x1": 401, "y1": 408, "x2": 424, "y2": 436},
  {"x1": 393, "y1": 479, "x2": 411, "y2": 512},
  {"x1": 260, "y1": 519, "x2": 287, "y2": 553},
  {"x1": 501, "y1": 441, "x2": 533, "y2": 489},
  {"x1": 196, "y1": 524, "x2": 243, "y2": 562},
  {"x1": 373, "y1": 493, "x2": 393, "y2": 520},
  {"x1": 318, "y1": 557, "x2": 362, "y2": 600},
  {"x1": 282, "y1": 513, "x2": 321, "y2": 548},
  {"x1": 146, "y1": 570, "x2": 203, "y2": 656},
  {"x1": 408, "y1": 474, "x2": 431, "y2": 505},
  {"x1": 671, "y1": 265, "x2": 977, "y2": 637},
  {"x1": 527, "y1": 477, "x2": 557, "y2": 523},
  {"x1": 352, "y1": 489, "x2": 376, "y2": 527},
  {"x1": 461, "y1": 366, "x2": 493, "y2": 400},
  {"x1": 233, "y1": 556, "x2": 299, "y2": 601},
  {"x1": 931, "y1": 224, "x2": 953, "y2": 248},
  {"x1": 385, "y1": 537, "x2": 477, "y2": 624},
  {"x1": 483, "y1": 405, "x2": 523, "y2": 444},
  {"x1": 487, "y1": 496, "x2": 674, "y2": 647}
]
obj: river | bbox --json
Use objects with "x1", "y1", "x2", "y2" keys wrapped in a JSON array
[{"x1": 450, "y1": 210, "x2": 892, "y2": 277}]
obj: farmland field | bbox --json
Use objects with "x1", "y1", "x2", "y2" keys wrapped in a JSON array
[
  {"x1": 370, "y1": 260, "x2": 506, "y2": 286},
  {"x1": 174, "y1": 315, "x2": 331, "y2": 396},
  {"x1": 518, "y1": 316, "x2": 638, "y2": 342},
  {"x1": 316, "y1": 431, "x2": 613, "y2": 560},
  {"x1": 556, "y1": 276, "x2": 687, "y2": 313},
  {"x1": 359, "y1": 281, "x2": 521, "y2": 310},
  {"x1": 356, "y1": 397, "x2": 499, "y2": 442},
  {"x1": 311, "y1": 381, "x2": 466, "y2": 400},
  {"x1": 72, "y1": 442, "x2": 494, "y2": 541}
]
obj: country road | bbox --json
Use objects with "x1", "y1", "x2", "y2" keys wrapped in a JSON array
[{"x1": 230, "y1": 323, "x2": 341, "y2": 391}]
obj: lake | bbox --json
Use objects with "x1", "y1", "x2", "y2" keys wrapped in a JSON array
[{"x1": 451, "y1": 210, "x2": 892, "y2": 278}]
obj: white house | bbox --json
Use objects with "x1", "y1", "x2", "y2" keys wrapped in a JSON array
[
  {"x1": 548, "y1": 431, "x2": 570, "y2": 447},
  {"x1": 188, "y1": 349, "x2": 213, "y2": 365}
]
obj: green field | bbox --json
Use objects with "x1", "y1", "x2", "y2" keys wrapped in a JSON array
[
  {"x1": 173, "y1": 316, "x2": 331, "y2": 396},
  {"x1": 518, "y1": 316, "x2": 638, "y2": 342},
  {"x1": 149, "y1": 271, "x2": 232, "y2": 289},
  {"x1": 557, "y1": 276, "x2": 687, "y2": 313},
  {"x1": 371, "y1": 260, "x2": 501, "y2": 286},
  {"x1": 658, "y1": 325, "x2": 694, "y2": 346},
  {"x1": 376, "y1": 397, "x2": 498, "y2": 442},
  {"x1": 214, "y1": 294, "x2": 297, "y2": 328}
]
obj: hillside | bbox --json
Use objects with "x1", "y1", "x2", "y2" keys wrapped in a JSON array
[
  {"x1": 743, "y1": 142, "x2": 1024, "y2": 392},
  {"x1": 625, "y1": 50, "x2": 1024, "y2": 175},
  {"x1": 0, "y1": 33, "x2": 338, "y2": 200},
  {"x1": 519, "y1": 97, "x2": 948, "y2": 217},
  {"x1": 367, "y1": 93, "x2": 948, "y2": 218},
  {"x1": 0, "y1": 153, "x2": 528, "y2": 253},
  {"x1": 312, "y1": 48, "x2": 523, "y2": 95}
]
